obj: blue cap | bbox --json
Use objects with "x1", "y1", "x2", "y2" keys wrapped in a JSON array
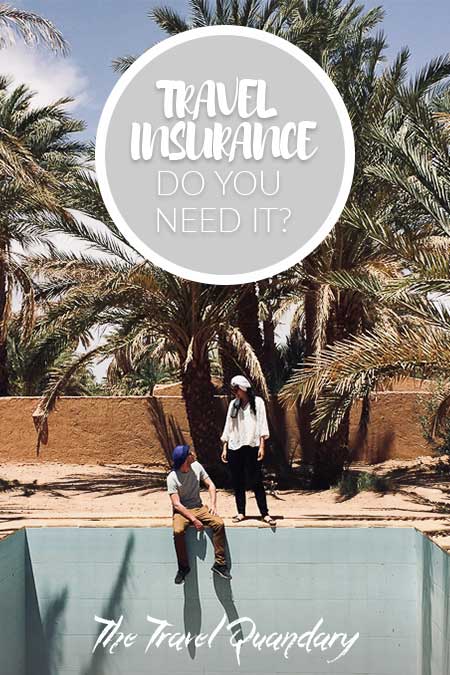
[{"x1": 172, "y1": 444, "x2": 190, "y2": 470}]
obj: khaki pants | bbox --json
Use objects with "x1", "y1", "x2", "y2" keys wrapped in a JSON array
[{"x1": 173, "y1": 505, "x2": 226, "y2": 568}]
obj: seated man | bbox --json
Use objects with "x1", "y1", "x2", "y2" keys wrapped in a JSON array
[{"x1": 167, "y1": 444, "x2": 231, "y2": 584}]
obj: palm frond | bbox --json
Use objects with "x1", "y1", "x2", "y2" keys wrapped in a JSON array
[
  {"x1": 223, "y1": 325, "x2": 269, "y2": 398},
  {"x1": 111, "y1": 55, "x2": 137, "y2": 74},
  {"x1": 0, "y1": 4, "x2": 68, "y2": 53},
  {"x1": 149, "y1": 6, "x2": 191, "y2": 34}
]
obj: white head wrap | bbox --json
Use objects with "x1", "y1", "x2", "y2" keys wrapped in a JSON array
[{"x1": 230, "y1": 375, "x2": 252, "y2": 391}]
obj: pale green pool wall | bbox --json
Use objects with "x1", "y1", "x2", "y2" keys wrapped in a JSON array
[
  {"x1": 0, "y1": 528, "x2": 26, "y2": 675},
  {"x1": 0, "y1": 527, "x2": 448, "y2": 675},
  {"x1": 26, "y1": 527, "x2": 418, "y2": 675},
  {"x1": 417, "y1": 531, "x2": 450, "y2": 674}
]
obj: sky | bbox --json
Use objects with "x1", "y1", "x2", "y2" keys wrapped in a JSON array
[{"x1": 0, "y1": 0, "x2": 449, "y2": 140}]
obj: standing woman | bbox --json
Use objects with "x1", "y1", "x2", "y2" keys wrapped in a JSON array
[{"x1": 221, "y1": 375, "x2": 276, "y2": 525}]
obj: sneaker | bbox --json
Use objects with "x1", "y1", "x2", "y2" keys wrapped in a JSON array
[
  {"x1": 174, "y1": 566, "x2": 190, "y2": 584},
  {"x1": 211, "y1": 563, "x2": 232, "y2": 580}
]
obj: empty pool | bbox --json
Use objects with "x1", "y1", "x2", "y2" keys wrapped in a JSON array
[{"x1": 0, "y1": 527, "x2": 448, "y2": 674}]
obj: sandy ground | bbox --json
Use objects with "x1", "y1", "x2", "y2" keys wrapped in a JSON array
[{"x1": 1, "y1": 455, "x2": 450, "y2": 551}]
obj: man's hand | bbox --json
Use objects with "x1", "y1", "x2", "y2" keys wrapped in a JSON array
[
  {"x1": 209, "y1": 505, "x2": 219, "y2": 516},
  {"x1": 193, "y1": 518, "x2": 204, "y2": 532},
  {"x1": 257, "y1": 447, "x2": 265, "y2": 461},
  {"x1": 221, "y1": 448, "x2": 228, "y2": 463}
]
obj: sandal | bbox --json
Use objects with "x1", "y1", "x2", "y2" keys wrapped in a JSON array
[
  {"x1": 232, "y1": 514, "x2": 245, "y2": 523},
  {"x1": 262, "y1": 515, "x2": 276, "y2": 526}
]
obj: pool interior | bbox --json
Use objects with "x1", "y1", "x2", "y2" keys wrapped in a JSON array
[{"x1": 0, "y1": 527, "x2": 448, "y2": 675}]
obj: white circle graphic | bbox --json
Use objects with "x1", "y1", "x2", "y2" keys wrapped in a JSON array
[{"x1": 96, "y1": 26, "x2": 355, "y2": 284}]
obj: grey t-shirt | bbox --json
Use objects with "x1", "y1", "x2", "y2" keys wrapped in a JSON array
[{"x1": 166, "y1": 461, "x2": 209, "y2": 509}]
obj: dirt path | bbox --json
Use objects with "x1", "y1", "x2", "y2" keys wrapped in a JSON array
[{"x1": 1, "y1": 456, "x2": 450, "y2": 551}]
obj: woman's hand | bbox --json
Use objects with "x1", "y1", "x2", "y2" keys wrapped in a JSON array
[
  {"x1": 221, "y1": 448, "x2": 228, "y2": 463},
  {"x1": 257, "y1": 447, "x2": 265, "y2": 462}
]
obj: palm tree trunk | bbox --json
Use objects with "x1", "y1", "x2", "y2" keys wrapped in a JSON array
[
  {"x1": 311, "y1": 440, "x2": 349, "y2": 489},
  {"x1": 299, "y1": 280, "x2": 321, "y2": 465},
  {"x1": 0, "y1": 248, "x2": 8, "y2": 396},
  {"x1": 309, "y1": 294, "x2": 352, "y2": 488},
  {"x1": 237, "y1": 284, "x2": 264, "y2": 365},
  {"x1": 219, "y1": 285, "x2": 265, "y2": 393},
  {"x1": 181, "y1": 352, "x2": 223, "y2": 478},
  {"x1": 218, "y1": 329, "x2": 235, "y2": 394},
  {"x1": 299, "y1": 281, "x2": 351, "y2": 488},
  {"x1": 262, "y1": 317, "x2": 277, "y2": 389}
]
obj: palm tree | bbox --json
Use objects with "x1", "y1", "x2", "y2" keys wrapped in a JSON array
[
  {"x1": 0, "y1": 4, "x2": 69, "y2": 180},
  {"x1": 113, "y1": 2, "x2": 386, "y2": 404},
  {"x1": 112, "y1": 0, "x2": 439, "y2": 484},
  {"x1": 281, "y1": 68, "x2": 450, "y2": 456},
  {"x1": 25, "y1": 173, "x2": 267, "y2": 473},
  {"x1": 271, "y1": 1, "x2": 450, "y2": 487},
  {"x1": 113, "y1": 0, "x2": 290, "y2": 385},
  {"x1": 236, "y1": 2, "x2": 388, "y2": 484},
  {"x1": 0, "y1": 80, "x2": 87, "y2": 394},
  {"x1": 104, "y1": 351, "x2": 175, "y2": 395},
  {"x1": 6, "y1": 316, "x2": 99, "y2": 395},
  {"x1": 112, "y1": 0, "x2": 287, "y2": 74}
]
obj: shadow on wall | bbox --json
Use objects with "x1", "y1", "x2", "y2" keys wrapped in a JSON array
[
  {"x1": 147, "y1": 397, "x2": 186, "y2": 466},
  {"x1": 353, "y1": 430, "x2": 395, "y2": 464},
  {"x1": 81, "y1": 533, "x2": 135, "y2": 675},
  {"x1": 212, "y1": 536, "x2": 243, "y2": 642},
  {"x1": 26, "y1": 539, "x2": 69, "y2": 675},
  {"x1": 419, "y1": 533, "x2": 450, "y2": 675},
  {"x1": 421, "y1": 535, "x2": 432, "y2": 675},
  {"x1": 26, "y1": 532, "x2": 136, "y2": 675},
  {"x1": 183, "y1": 532, "x2": 206, "y2": 659},
  {"x1": 25, "y1": 528, "x2": 244, "y2": 674},
  {"x1": 0, "y1": 393, "x2": 435, "y2": 465},
  {"x1": 12, "y1": 526, "x2": 437, "y2": 675},
  {"x1": 372, "y1": 431, "x2": 396, "y2": 464},
  {"x1": 182, "y1": 530, "x2": 244, "y2": 660}
]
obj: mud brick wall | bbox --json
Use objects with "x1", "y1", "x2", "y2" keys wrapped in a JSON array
[{"x1": 0, "y1": 390, "x2": 433, "y2": 465}]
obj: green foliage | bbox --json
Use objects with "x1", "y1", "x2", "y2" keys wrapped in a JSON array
[
  {"x1": 336, "y1": 470, "x2": 391, "y2": 499},
  {"x1": 101, "y1": 356, "x2": 175, "y2": 396},
  {"x1": 270, "y1": 327, "x2": 306, "y2": 393},
  {"x1": 6, "y1": 324, "x2": 100, "y2": 396},
  {"x1": 281, "y1": 59, "x2": 450, "y2": 443},
  {"x1": 2, "y1": 0, "x2": 450, "y2": 486},
  {"x1": 0, "y1": 77, "x2": 89, "y2": 395}
]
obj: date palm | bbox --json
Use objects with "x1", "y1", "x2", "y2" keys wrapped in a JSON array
[
  {"x1": 271, "y1": 2, "x2": 450, "y2": 486},
  {"x1": 113, "y1": 0, "x2": 286, "y2": 74},
  {"x1": 281, "y1": 74, "x2": 450, "y2": 450},
  {"x1": 112, "y1": 0, "x2": 294, "y2": 384},
  {"x1": 6, "y1": 316, "x2": 99, "y2": 396},
  {"x1": 0, "y1": 80, "x2": 87, "y2": 394},
  {"x1": 113, "y1": 0, "x2": 439, "y2": 484},
  {"x1": 26, "y1": 173, "x2": 267, "y2": 472},
  {"x1": 0, "y1": 4, "x2": 68, "y2": 181}
]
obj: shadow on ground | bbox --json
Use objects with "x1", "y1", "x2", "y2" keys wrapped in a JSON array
[{"x1": 0, "y1": 466, "x2": 168, "y2": 498}]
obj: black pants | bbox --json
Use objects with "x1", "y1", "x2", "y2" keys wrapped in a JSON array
[{"x1": 227, "y1": 445, "x2": 268, "y2": 517}]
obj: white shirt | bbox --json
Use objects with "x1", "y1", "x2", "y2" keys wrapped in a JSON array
[{"x1": 221, "y1": 396, "x2": 270, "y2": 450}]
